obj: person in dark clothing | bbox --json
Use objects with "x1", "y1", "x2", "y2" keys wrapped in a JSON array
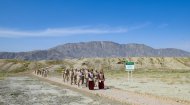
[
  {"x1": 88, "y1": 69, "x2": 94, "y2": 90},
  {"x1": 98, "y1": 70, "x2": 105, "y2": 89}
]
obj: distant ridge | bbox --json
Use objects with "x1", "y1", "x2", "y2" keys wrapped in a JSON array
[{"x1": 0, "y1": 41, "x2": 190, "y2": 60}]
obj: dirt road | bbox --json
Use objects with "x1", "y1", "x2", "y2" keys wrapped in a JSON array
[
  {"x1": 32, "y1": 73, "x2": 189, "y2": 105},
  {"x1": 1, "y1": 72, "x2": 189, "y2": 105},
  {"x1": 0, "y1": 75, "x2": 123, "y2": 105}
]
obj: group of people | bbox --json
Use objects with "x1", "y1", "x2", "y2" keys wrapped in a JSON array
[
  {"x1": 35, "y1": 67, "x2": 49, "y2": 78},
  {"x1": 34, "y1": 66, "x2": 105, "y2": 90},
  {"x1": 62, "y1": 68, "x2": 105, "y2": 90}
]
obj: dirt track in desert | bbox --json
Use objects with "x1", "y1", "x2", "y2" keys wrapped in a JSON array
[
  {"x1": 0, "y1": 75, "x2": 123, "y2": 105},
  {"x1": 32, "y1": 72, "x2": 189, "y2": 105}
]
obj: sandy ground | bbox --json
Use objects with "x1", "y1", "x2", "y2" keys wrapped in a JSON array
[
  {"x1": 0, "y1": 76, "x2": 123, "y2": 105},
  {"x1": 32, "y1": 73, "x2": 189, "y2": 105},
  {"x1": 105, "y1": 77, "x2": 190, "y2": 102}
]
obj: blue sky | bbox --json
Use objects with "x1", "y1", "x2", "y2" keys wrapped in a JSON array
[{"x1": 0, "y1": 0, "x2": 190, "y2": 52}]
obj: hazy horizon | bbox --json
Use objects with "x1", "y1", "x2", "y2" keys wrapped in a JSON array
[{"x1": 0, "y1": 41, "x2": 190, "y2": 53}]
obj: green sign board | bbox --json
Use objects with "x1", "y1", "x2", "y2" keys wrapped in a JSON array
[
  {"x1": 125, "y1": 61, "x2": 135, "y2": 71},
  {"x1": 126, "y1": 62, "x2": 134, "y2": 65}
]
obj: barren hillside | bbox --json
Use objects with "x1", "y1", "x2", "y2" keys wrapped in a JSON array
[
  {"x1": 1, "y1": 41, "x2": 190, "y2": 60},
  {"x1": 1, "y1": 57, "x2": 190, "y2": 73}
]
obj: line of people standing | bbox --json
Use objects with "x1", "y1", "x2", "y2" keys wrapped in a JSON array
[
  {"x1": 62, "y1": 68, "x2": 105, "y2": 90},
  {"x1": 35, "y1": 67, "x2": 49, "y2": 78}
]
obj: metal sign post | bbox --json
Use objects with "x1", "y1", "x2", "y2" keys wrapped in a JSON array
[
  {"x1": 125, "y1": 61, "x2": 135, "y2": 82},
  {"x1": 128, "y1": 70, "x2": 130, "y2": 81},
  {"x1": 131, "y1": 70, "x2": 133, "y2": 82}
]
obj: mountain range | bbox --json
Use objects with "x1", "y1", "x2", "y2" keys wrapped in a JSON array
[{"x1": 0, "y1": 41, "x2": 190, "y2": 60}]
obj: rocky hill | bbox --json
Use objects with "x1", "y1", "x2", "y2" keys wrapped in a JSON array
[{"x1": 0, "y1": 41, "x2": 190, "y2": 60}]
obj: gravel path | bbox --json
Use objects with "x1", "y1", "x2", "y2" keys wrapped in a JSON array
[{"x1": 33, "y1": 73, "x2": 189, "y2": 105}]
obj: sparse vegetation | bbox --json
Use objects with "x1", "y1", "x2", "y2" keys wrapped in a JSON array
[
  {"x1": 0, "y1": 72, "x2": 7, "y2": 80},
  {"x1": 55, "y1": 67, "x2": 64, "y2": 73},
  {"x1": 1, "y1": 57, "x2": 190, "y2": 83},
  {"x1": 106, "y1": 68, "x2": 190, "y2": 84},
  {"x1": 175, "y1": 57, "x2": 190, "y2": 67},
  {"x1": 8, "y1": 65, "x2": 27, "y2": 73},
  {"x1": 4, "y1": 59, "x2": 26, "y2": 64},
  {"x1": 0, "y1": 59, "x2": 32, "y2": 79},
  {"x1": 46, "y1": 60, "x2": 63, "y2": 65}
]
